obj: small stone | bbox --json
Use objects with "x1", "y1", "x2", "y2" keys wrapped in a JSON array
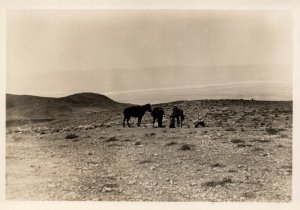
[
  {"x1": 283, "y1": 171, "x2": 290, "y2": 176},
  {"x1": 190, "y1": 182, "x2": 197, "y2": 186},
  {"x1": 102, "y1": 187, "x2": 113, "y2": 192},
  {"x1": 129, "y1": 180, "x2": 137, "y2": 185}
]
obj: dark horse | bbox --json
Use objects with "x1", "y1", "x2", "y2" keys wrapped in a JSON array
[
  {"x1": 170, "y1": 106, "x2": 185, "y2": 127},
  {"x1": 123, "y1": 104, "x2": 152, "y2": 127},
  {"x1": 151, "y1": 107, "x2": 165, "y2": 128}
]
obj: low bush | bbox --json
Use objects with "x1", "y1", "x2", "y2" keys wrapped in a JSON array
[{"x1": 65, "y1": 134, "x2": 78, "y2": 139}]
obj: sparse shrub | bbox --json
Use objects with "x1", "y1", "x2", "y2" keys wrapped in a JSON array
[
  {"x1": 211, "y1": 163, "x2": 224, "y2": 168},
  {"x1": 135, "y1": 141, "x2": 142, "y2": 146},
  {"x1": 285, "y1": 116, "x2": 289, "y2": 120},
  {"x1": 241, "y1": 127, "x2": 245, "y2": 132},
  {"x1": 242, "y1": 192, "x2": 256, "y2": 199},
  {"x1": 150, "y1": 132, "x2": 156, "y2": 136},
  {"x1": 165, "y1": 141, "x2": 177, "y2": 146},
  {"x1": 216, "y1": 121, "x2": 223, "y2": 127},
  {"x1": 250, "y1": 139, "x2": 271, "y2": 143},
  {"x1": 139, "y1": 159, "x2": 152, "y2": 164},
  {"x1": 201, "y1": 177, "x2": 233, "y2": 187},
  {"x1": 237, "y1": 144, "x2": 253, "y2": 147},
  {"x1": 231, "y1": 139, "x2": 245, "y2": 144},
  {"x1": 105, "y1": 136, "x2": 118, "y2": 142},
  {"x1": 65, "y1": 134, "x2": 78, "y2": 139},
  {"x1": 266, "y1": 127, "x2": 279, "y2": 135},
  {"x1": 225, "y1": 127, "x2": 235, "y2": 131},
  {"x1": 108, "y1": 143, "x2": 120, "y2": 147},
  {"x1": 179, "y1": 144, "x2": 193, "y2": 151},
  {"x1": 189, "y1": 130, "x2": 196, "y2": 134},
  {"x1": 228, "y1": 169, "x2": 238, "y2": 173},
  {"x1": 280, "y1": 134, "x2": 288, "y2": 138},
  {"x1": 251, "y1": 147, "x2": 264, "y2": 152},
  {"x1": 275, "y1": 144, "x2": 284, "y2": 148}
]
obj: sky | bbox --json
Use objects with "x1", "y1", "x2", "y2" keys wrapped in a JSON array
[{"x1": 6, "y1": 10, "x2": 293, "y2": 103}]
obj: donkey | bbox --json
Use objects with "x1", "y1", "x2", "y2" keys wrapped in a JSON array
[
  {"x1": 170, "y1": 106, "x2": 184, "y2": 127},
  {"x1": 151, "y1": 107, "x2": 165, "y2": 128},
  {"x1": 123, "y1": 104, "x2": 152, "y2": 127}
]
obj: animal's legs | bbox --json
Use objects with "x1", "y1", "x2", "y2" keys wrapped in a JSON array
[
  {"x1": 158, "y1": 117, "x2": 163, "y2": 127},
  {"x1": 123, "y1": 117, "x2": 126, "y2": 127},
  {"x1": 137, "y1": 117, "x2": 142, "y2": 127},
  {"x1": 127, "y1": 117, "x2": 131, "y2": 127},
  {"x1": 180, "y1": 117, "x2": 182, "y2": 127},
  {"x1": 176, "y1": 117, "x2": 180, "y2": 127}
]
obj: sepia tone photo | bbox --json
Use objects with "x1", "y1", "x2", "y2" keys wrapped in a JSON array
[{"x1": 5, "y1": 9, "x2": 293, "y2": 202}]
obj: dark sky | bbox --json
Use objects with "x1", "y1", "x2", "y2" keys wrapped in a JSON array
[{"x1": 6, "y1": 10, "x2": 292, "y2": 102}]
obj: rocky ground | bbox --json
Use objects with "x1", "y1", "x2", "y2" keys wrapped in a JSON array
[{"x1": 6, "y1": 100, "x2": 292, "y2": 201}]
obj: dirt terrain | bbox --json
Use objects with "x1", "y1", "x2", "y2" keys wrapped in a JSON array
[{"x1": 6, "y1": 99, "x2": 292, "y2": 201}]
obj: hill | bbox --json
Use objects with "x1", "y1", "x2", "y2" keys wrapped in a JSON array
[{"x1": 6, "y1": 92, "x2": 131, "y2": 121}]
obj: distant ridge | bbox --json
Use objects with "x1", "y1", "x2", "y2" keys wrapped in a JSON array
[{"x1": 6, "y1": 92, "x2": 131, "y2": 120}]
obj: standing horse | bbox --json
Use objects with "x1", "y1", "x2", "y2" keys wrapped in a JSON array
[
  {"x1": 151, "y1": 107, "x2": 165, "y2": 128},
  {"x1": 170, "y1": 106, "x2": 185, "y2": 127},
  {"x1": 123, "y1": 104, "x2": 152, "y2": 127}
]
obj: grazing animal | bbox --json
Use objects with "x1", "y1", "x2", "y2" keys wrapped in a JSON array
[
  {"x1": 195, "y1": 118, "x2": 205, "y2": 128},
  {"x1": 151, "y1": 107, "x2": 165, "y2": 128},
  {"x1": 194, "y1": 112, "x2": 207, "y2": 128},
  {"x1": 123, "y1": 104, "x2": 152, "y2": 127},
  {"x1": 170, "y1": 106, "x2": 185, "y2": 127}
]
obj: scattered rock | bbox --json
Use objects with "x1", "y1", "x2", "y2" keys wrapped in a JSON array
[
  {"x1": 190, "y1": 182, "x2": 197, "y2": 186},
  {"x1": 128, "y1": 180, "x2": 137, "y2": 185}
]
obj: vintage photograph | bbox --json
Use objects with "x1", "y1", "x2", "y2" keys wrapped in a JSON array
[{"x1": 5, "y1": 9, "x2": 293, "y2": 201}]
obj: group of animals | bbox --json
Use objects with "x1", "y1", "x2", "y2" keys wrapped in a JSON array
[{"x1": 123, "y1": 103, "x2": 205, "y2": 128}]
